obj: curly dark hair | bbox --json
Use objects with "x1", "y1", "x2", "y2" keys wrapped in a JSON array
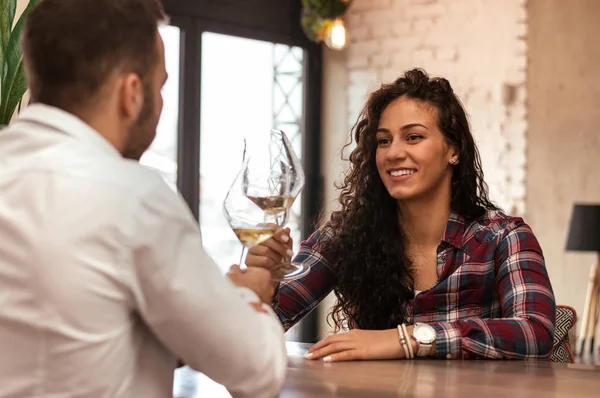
[{"x1": 321, "y1": 68, "x2": 499, "y2": 332}]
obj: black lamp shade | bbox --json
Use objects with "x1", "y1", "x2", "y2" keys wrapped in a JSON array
[{"x1": 565, "y1": 204, "x2": 600, "y2": 252}]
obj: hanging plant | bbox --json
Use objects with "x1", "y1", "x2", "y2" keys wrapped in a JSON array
[
  {"x1": 301, "y1": 0, "x2": 351, "y2": 44},
  {"x1": 0, "y1": 0, "x2": 41, "y2": 127}
]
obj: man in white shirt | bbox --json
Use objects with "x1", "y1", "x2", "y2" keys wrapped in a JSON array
[{"x1": 0, "y1": 0, "x2": 287, "y2": 397}]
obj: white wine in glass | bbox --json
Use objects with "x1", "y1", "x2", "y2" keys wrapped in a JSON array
[
  {"x1": 246, "y1": 195, "x2": 295, "y2": 216},
  {"x1": 232, "y1": 227, "x2": 276, "y2": 248},
  {"x1": 223, "y1": 157, "x2": 280, "y2": 267}
]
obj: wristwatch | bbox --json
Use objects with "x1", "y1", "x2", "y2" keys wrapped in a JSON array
[{"x1": 412, "y1": 322, "x2": 436, "y2": 357}]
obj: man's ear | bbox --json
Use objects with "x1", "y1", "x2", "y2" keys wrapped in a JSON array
[{"x1": 120, "y1": 73, "x2": 144, "y2": 121}]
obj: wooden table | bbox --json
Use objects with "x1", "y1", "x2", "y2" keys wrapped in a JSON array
[
  {"x1": 279, "y1": 342, "x2": 600, "y2": 397},
  {"x1": 179, "y1": 342, "x2": 600, "y2": 397}
]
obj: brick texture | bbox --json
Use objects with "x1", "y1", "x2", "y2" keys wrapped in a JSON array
[{"x1": 344, "y1": 0, "x2": 527, "y2": 215}]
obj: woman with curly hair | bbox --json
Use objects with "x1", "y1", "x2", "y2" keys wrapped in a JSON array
[{"x1": 246, "y1": 68, "x2": 556, "y2": 361}]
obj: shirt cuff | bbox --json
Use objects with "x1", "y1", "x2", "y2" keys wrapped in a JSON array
[
  {"x1": 235, "y1": 286, "x2": 278, "y2": 316},
  {"x1": 430, "y1": 322, "x2": 463, "y2": 359},
  {"x1": 235, "y1": 286, "x2": 260, "y2": 303}
]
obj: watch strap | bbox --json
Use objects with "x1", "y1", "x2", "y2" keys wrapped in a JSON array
[{"x1": 416, "y1": 341, "x2": 431, "y2": 357}]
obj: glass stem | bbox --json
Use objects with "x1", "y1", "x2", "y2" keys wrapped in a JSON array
[{"x1": 239, "y1": 246, "x2": 249, "y2": 270}]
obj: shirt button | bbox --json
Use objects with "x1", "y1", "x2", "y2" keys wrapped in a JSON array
[{"x1": 446, "y1": 354, "x2": 452, "y2": 359}]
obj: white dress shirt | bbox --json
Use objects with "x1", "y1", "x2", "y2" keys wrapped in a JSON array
[{"x1": 0, "y1": 105, "x2": 286, "y2": 398}]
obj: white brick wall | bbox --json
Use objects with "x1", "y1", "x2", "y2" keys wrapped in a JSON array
[{"x1": 344, "y1": 0, "x2": 528, "y2": 215}]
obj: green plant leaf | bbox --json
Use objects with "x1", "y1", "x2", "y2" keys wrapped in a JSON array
[
  {"x1": 0, "y1": 0, "x2": 17, "y2": 85},
  {"x1": 2, "y1": 62, "x2": 26, "y2": 124},
  {"x1": 301, "y1": 0, "x2": 350, "y2": 18},
  {"x1": 0, "y1": 0, "x2": 41, "y2": 124},
  {"x1": 0, "y1": 0, "x2": 17, "y2": 51},
  {"x1": 7, "y1": 0, "x2": 16, "y2": 29},
  {"x1": 301, "y1": 14, "x2": 323, "y2": 43}
]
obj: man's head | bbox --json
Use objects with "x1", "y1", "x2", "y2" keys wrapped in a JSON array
[{"x1": 22, "y1": 0, "x2": 168, "y2": 159}]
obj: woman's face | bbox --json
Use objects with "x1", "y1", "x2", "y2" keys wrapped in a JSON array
[{"x1": 375, "y1": 96, "x2": 457, "y2": 203}]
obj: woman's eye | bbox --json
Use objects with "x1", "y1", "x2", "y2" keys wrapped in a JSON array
[
  {"x1": 407, "y1": 135, "x2": 423, "y2": 141},
  {"x1": 377, "y1": 138, "x2": 391, "y2": 145}
]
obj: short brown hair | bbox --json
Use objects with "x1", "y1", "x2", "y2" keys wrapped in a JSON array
[{"x1": 22, "y1": 0, "x2": 167, "y2": 111}]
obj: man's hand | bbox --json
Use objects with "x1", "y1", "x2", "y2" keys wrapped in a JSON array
[
  {"x1": 246, "y1": 228, "x2": 293, "y2": 274},
  {"x1": 227, "y1": 264, "x2": 274, "y2": 304},
  {"x1": 303, "y1": 329, "x2": 405, "y2": 362}
]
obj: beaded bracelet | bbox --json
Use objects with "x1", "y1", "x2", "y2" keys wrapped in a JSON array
[
  {"x1": 397, "y1": 324, "x2": 413, "y2": 359},
  {"x1": 401, "y1": 323, "x2": 414, "y2": 359}
]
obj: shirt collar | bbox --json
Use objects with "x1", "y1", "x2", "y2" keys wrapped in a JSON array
[
  {"x1": 441, "y1": 210, "x2": 467, "y2": 249},
  {"x1": 13, "y1": 104, "x2": 122, "y2": 159}
]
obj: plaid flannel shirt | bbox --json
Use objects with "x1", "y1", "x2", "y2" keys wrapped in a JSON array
[{"x1": 273, "y1": 210, "x2": 556, "y2": 360}]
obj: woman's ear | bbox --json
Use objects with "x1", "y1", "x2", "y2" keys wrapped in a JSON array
[{"x1": 448, "y1": 147, "x2": 459, "y2": 165}]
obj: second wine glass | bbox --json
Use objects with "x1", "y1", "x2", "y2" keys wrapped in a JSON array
[
  {"x1": 223, "y1": 155, "x2": 281, "y2": 268},
  {"x1": 242, "y1": 129, "x2": 309, "y2": 280}
]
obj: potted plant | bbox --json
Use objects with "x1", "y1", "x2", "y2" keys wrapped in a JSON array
[
  {"x1": 0, "y1": 0, "x2": 40, "y2": 127},
  {"x1": 300, "y1": 0, "x2": 351, "y2": 49}
]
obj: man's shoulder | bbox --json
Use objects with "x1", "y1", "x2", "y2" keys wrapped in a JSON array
[
  {"x1": 102, "y1": 158, "x2": 168, "y2": 194},
  {"x1": 50, "y1": 152, "x2": 169, "y2": 201},
  {"x1": 0, "y1": 116, "x2": 180, "y2": 216}
]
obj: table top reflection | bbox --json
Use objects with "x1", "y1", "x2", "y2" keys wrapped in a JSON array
[{"x1": 281, "y1": 342, "x2": 599, "y2": 398}]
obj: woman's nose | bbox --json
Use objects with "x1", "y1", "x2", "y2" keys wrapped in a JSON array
[{"x1": 385, "y1": 140, "x2": 407, "y2": 161}]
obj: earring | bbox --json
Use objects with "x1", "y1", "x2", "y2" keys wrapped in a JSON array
[{"x1": 450, "y1": 157, "x2": 458, "y2": 164}]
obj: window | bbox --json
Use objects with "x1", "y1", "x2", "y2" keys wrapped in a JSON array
[{"x1": 199, "y1": 33, "x2": 305, "y2": 275}]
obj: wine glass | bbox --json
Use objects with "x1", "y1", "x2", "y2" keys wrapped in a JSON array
[
  {"x1": 223, "y1": 156, "x2": 281, "y2": 269},
  {"x1": 241, "y1": 129, "x2": 309, "y2": 280}
]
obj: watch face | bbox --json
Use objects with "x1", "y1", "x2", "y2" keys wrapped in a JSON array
[{"x1": 415, "y1": 324, "x2": 436, "y2": 342}]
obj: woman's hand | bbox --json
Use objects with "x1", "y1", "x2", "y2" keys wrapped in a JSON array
[
  {"x1": 303, "y1": 328, "x2": 406, "y2": 362},
  {"x1": 246, "y1": 228, "x2": 293, "y2": 272}
]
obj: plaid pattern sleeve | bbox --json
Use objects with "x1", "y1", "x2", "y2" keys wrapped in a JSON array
[
  {"x1": 272, "y1": 227, "x2": 336, "y2": 331},
  {"x1": 424, "y1": 215, "x2": 556, "y2": 360}
]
